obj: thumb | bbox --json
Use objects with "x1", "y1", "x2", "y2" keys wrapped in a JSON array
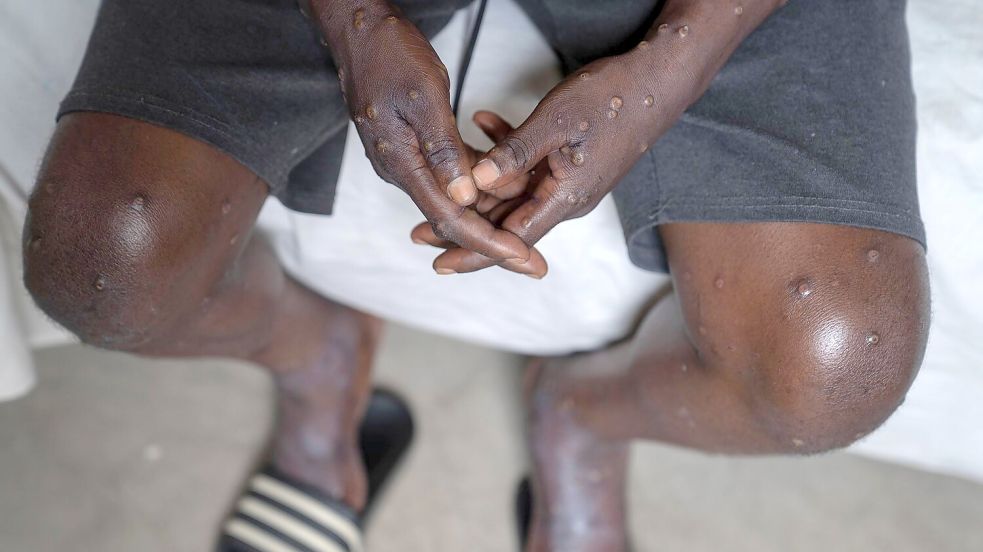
[
  {"x1": 405, "y1": 102, "x2": 478, "y2": 206},
  {"x1": 471, "y1": 107, "x2": 567, "y2": 191}
]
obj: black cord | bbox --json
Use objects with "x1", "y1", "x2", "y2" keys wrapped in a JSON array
[{"x1": 451, "y1": 0, "x2": 489, "y2": 117}]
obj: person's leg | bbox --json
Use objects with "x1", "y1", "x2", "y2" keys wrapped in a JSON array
[
  {"x1": 23, "y1": 113, "x2": 378, "y2": 510},
  {"x1": 525, "y1": 222, "x2": 930, "y2": 551}
]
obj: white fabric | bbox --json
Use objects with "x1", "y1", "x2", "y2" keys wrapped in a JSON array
[
  {"x1": 0, "y1": 203, "x2": 36, "y2": 400},
  {"x1": 0, "y1": 0, "x2": 100, "y2": 400},
  {"x1": 848, "y1": 0, "x2": 983, "y2": 481},
  {"x1": 0, "y1": 0, "x2": 981, "y2": 481}
]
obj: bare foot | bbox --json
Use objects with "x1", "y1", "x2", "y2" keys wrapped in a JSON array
[
  {"x1": 525, "y1": 356, "x2": 631, "y2": 552},
  {"x1": 253, "y1": 281, "x2": 382, "y2": 512}
]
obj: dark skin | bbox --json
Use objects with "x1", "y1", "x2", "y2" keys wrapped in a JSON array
[
  {"x1": 24, "y1": 114, "x2": 379, "y2": 510},
  {"x1": 22, "y1": 0, "x2": 930, "y2": 550},
  {"x1": 344, "y1": 1, "x2": 928, "y2": 548},
  {"x1": 414, "y1": 0, "x2": 787, "y2": 277},
  {"x1": 310, "y1": 0, "x2": 534, "y2": 267},
  {"x1": 521, "y1": 223, "x2": 928, "y2": 550}
]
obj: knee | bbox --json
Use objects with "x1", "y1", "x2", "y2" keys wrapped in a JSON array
[
  {"x1": 696, "y1": 260, "x2": 930, "y2": 454},
  {"x1": 24, "y1": 178, "x2": 201, "y2": 350},
  {"x1": 749, "y1": 321, "x2": 925, "y2": 453},
  {"x1": 760, "y1": 294, "x2": 927, "y2": 453}
]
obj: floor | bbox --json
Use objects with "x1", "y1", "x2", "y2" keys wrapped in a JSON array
[{"x1": 1, "y1": 324, "x2": 982, "y2": 552}]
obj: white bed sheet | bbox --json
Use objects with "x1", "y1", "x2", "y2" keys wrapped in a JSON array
[{"x1": 0, "y1": 0, "x2": 980, "y2": 481}]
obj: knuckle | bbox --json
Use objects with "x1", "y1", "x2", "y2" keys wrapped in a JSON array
[
  {"x1": 406, "y1": 162, "x2": 430, "y2": 181},
  {"x1": 542, "y1": 94, "x2": 578, "y2": 121},
  {"x1": 394, "y1": 161, "x2": 431, "y2": 191},
  {"x1": 367, "y1": 137, "x2": 421, "y2": 188},
  {"x1": 398, "y1": 78, "x2": 448, "y2": 114},
  {"x1": 498, "y1": 134, "x2": 535, "y2": 170},
  {"x1": 430, "y1": 210, "x2": 464, "y2": 242},
  {"x1": 551, "y1": 158, "x2": 578, "y2": 182},
  {"x1": 542, "y1": 99, "x2": 575, "y2": 132},
  {"x1": 568, "y1": 198, "x2": 600, "y2": 219},
  {"x1": 430, "y1": 224, "x2": 450, "y2": 242},
  {"x1": 554, "y1": 177, "x2": 602, "y2": 220},
  {"x1": 422, "y1": 138, "x2": 462, "y2": 173},
  {"x1": 430, "y1": 62, "x2": 452, "y2": 90},
  {"x1": 364, "y1": 151, "x2": 393, "y2": 183}
]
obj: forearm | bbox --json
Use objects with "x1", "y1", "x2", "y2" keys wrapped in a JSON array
[
  {"x1": 625, "y1": 0, "x2": 785, "y2": 137},
  {"x1": 307, "y1": 0, "x2": 401, "y2": 68}
]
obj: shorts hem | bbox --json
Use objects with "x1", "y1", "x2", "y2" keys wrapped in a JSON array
[
  {"x1": 621, "y1": 198, "x2": 927, "y2": 273},
  {"x1": 58, "y1": 89, "x2": 288, "y2": 193}
]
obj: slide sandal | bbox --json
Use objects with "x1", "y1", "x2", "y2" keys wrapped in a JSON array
[
  {"x1": 219, "y1": 389, "x2": 414, "y2": 552},
  {"x1": 516, "y1": 477, "x2": 533, "y2": 550}
]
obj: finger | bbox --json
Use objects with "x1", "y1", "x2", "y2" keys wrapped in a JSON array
[
  {"x1": 408, "y1": 188, "x2": 531, "y2": 261},
  {"x1": 398, "y1": 148, "x2": 531, "y2": 262},
  {"x1": 434, "y1": 246, "x2": 549, "y2": 278},
  {"x1": 475, "y1": 193, "x2": 502, "y2": 214},
  {"x1": 443, "y1": 208, "x2": 533, "y2": 262},
  {"x1": 410, "y1": 222, "x2": 455, "y2": 248},
  {"x1": 433, "y1": 173, "x2": 569, "y2": 276},
  {"x1": 411, "y1": 213, "x2": 532, "y2": 266},
  {"x1": 353, "y1": 108, "x2": 529, "y2": 260},
  {"x1": 422, "y1": 206, "x2": 531, "y2": 262},
  {"x1": 473, "y1": 110, "x2": 514, "y2": 143},
  {"x1": 404, "y1": 98, "x2": 478, "y2": 206},
  {"x1": 486, "y1": 197, "x2": 525, "y2": 225},
  {"x1": 428, "y1": 192, "x2": 544, "y2": 276},
  {"x1": 498, "y1": 174, "x2": 576, "y2": 246},
  {"x1": 471, "y1": 103, "x2": 568, "y2": 191},
  {"x1": 485, "y1": 177, "x2": 529, "y2": 201},
  {"x1": 474, "y1": 111, "x2": 533, "y2": 199}
]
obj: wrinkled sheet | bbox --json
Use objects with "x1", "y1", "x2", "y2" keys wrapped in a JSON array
[{"x1": 0, "y1": 0, "x2": 980, "y2": 481}]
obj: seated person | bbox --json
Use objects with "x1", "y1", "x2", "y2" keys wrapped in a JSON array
[{"x1": 23, "y1": 0, "x2": 929, "y2": 550}]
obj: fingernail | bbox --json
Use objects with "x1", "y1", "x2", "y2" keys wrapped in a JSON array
[
  {"x1": 412, "y1": 237, "x2": 427, "y2": 245},
  {"x1": 435, "y1": 268, "x2": 456, "y2": 275},
  {"x1": 447, "y1": 175, "x2": 477, "y2": 205},
  {"x1": 507, "y1": 257, "x2": 528, "y2": 264},
  {"x1": 525, "y1": 272, "x2": 544, "y2": 280},
  {"x1": 472, "y1": 159, "x2": 500, "y2": 189}
]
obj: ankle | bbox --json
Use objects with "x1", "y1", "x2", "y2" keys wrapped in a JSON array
[
  {"x1": 272, "y1": 382, "x2": 368, "y2": 508},
  {"x1": 525, "y1": 360, "x2": 632, "y2": 552},
  {"x1": 272, "y1": 432, "x2": 367, "y2": 510}
]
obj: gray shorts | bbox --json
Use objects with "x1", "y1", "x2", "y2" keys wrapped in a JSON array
[{"x1": 59, "y1": 0, "x2": 924, "y2": 273}]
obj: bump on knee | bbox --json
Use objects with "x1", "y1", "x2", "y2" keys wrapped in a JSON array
[
  {"x1": 694, "y1": 268, "x2": 930, "y2": 454},
  {"x1": 746, "y1": 307, "x2": 927, "y2": 454},
  {"x1": 23, "y1": 186, "x2": 167, "y2": 350}
]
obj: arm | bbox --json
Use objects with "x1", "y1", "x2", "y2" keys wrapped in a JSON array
[
  {"x1": 307, "y1": 0, "x2": 530, "y2": 262},
  {"x1": 624, "y1": 0, "x2": 788, "y2": 140},
  {"x1": 427, "y1": 0, "x2": 787, "y2": 276}
]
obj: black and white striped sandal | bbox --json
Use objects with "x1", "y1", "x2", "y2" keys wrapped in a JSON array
[{"x1": 219, "y1": 389, "x2": 414, "y2": 552}]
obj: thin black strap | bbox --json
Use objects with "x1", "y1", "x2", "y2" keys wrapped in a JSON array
[{"x1": 451, "y1": 0, "x2": 489, "y2": 117}]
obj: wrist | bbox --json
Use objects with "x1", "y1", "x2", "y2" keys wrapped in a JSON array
[
  {"x1": 308, "y1": 0, "x2": 399, "y2": 69},
  {"x1": 617, "y1": 44, "x2": 700, "y2": 135},
  {"x1": 622, "y1": 0, "x2": 782, "y2": 118}
]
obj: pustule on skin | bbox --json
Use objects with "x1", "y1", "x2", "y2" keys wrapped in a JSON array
[
  {"x1": 310, "y1": 0, "x2": 396, "y2": 61},
  {"x1": 626, "y1": 0, "x2": 787, "y2": 132}
]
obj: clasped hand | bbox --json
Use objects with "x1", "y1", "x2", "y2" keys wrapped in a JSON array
[
  {"x1": 412, "y1": 52, "x2": 665, "y2": 279},
  {"x1": 342, "y1": 13, "x2": 663, "y2": 278}
]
